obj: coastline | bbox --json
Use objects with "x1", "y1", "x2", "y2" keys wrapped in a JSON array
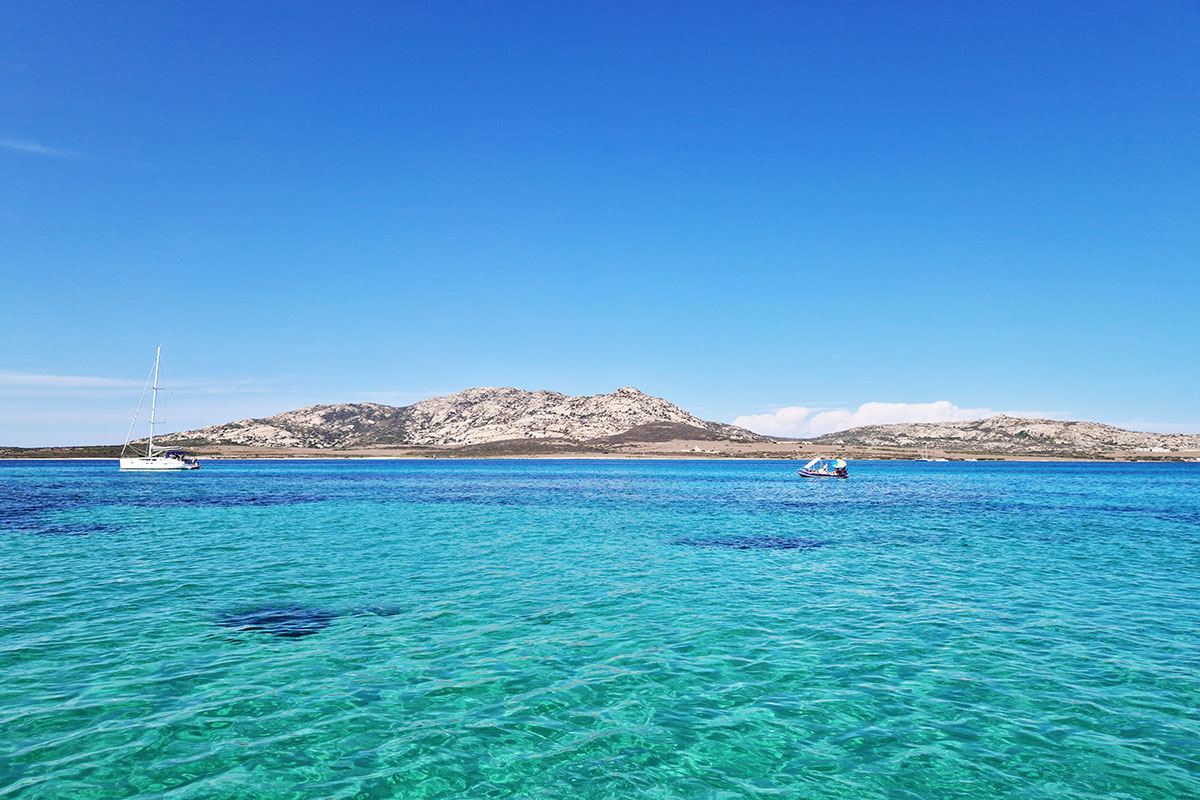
[
  {"x1": 3, "y1": 451, "x2": 1197, "y2": 463},
  {"x1": 6, "y1": 435, "x2": 1199, "y2": 463}
]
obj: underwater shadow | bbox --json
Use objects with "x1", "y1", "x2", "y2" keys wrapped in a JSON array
[
  {"x1": 673, "y1": 535, "x2": 830, "y2": 551},
  {"x1": 215, "y1": 606, "x2": 339, "y2": 638},
  {"x1": 214, "y1": 604, "x2": 404, "y2": 639}
]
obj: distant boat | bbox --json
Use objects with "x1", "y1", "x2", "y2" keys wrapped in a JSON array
[
  {"x1": 919, "y1": 445, "x2": 948, "y2": 462},
  {"x1": 119, "y1": 346, "x2": 200, "y2": 471},
  {"x1": 799, "y1": 457, "x2": 848, "y2": 478}
]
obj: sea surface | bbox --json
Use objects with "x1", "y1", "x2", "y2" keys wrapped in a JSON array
[{"x1": 1, "y1": 459, "x2": 1198, "y2": 799}]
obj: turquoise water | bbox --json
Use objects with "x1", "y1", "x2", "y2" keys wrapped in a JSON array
[{"x1": 2, "y1": 459, "x2": 1198, "y2": 799}]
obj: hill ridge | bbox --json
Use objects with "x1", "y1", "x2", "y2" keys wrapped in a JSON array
[
  {"x1": 165, "y1": 386, "x2": 766, "y2": 449},
  {"x1": 810, "y1": 414, "x2": 1200, "y2": 456}
]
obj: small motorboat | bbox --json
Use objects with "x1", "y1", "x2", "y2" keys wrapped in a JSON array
[{"x1": 798, "y1": 457, "x2": 848, "y2": 479}]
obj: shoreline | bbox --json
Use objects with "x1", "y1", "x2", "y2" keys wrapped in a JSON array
[
  {"x1": 5, "y1": 436, "x2": 1199, "y2": 464},
  {"x1": 2, "y1": 454, "x2": 1197, "y2": 463}
]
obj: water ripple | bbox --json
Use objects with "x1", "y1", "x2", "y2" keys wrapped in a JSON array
[{"x1": 1, "y1": 459, "x2": 1198, "y2": 799}]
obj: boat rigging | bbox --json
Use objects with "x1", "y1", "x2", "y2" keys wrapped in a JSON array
[{"x1": 119, "y1": 346, "x2": 200, "y2": 471}]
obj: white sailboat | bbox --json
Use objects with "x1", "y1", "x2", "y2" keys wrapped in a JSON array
[
  {"x1": 119, "y1": 346, "x2": 200, "y2": 471},
  {"x1": 919, "y1": 445, "x2": 948, "y2": 462}
]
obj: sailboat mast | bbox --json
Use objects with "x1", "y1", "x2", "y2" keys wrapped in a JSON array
[{"x1": 148, "y1": 345, "x2": 160, "y2": 457}]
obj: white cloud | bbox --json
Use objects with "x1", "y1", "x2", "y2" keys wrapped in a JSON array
[
  {"x1": 0, "y1": 373, "x2": 290, "y2": 404},
  {"x1": 0, "y1": 138, "x2": 80, "y2": 158},
  {"x1": 734, "y1": 400, "x2": 1000, "y2": 438},
  {"x1": 733, "y1": 405, "x2": 819, "y2": 437},
  {"x1": 0, "y1": 371, "x2": 142, "y2": 389}
]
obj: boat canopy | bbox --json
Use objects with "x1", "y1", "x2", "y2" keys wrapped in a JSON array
[{"x1": 803, "y1": 458, "x2": 846, "y2": 469}]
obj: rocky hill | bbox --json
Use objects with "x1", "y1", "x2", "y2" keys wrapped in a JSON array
[
  {"x1": 809, "y1": 414, "x2": 1200, "y2": 457},
  {"x1": 164, "y1": 387, "x2": 766, "y2": 449}
]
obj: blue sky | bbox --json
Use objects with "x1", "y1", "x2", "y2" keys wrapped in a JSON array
[{"x1": 2, "y1": 1, "x2": 1197, "y2": 445}]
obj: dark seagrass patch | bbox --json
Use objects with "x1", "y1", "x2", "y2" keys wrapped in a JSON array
[
  {"x1": 128, "y1": 491, "x2": 328, "y2": 508},
  {"x1": 216, "y1": 606, "x2": 339, "y2": 638},
  {"x1": 673, "y1": 535, "x2": 829, "y2": 550}
]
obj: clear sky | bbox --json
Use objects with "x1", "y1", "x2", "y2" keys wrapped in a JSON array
[{"x1": 2, "y1": 1, "x2": 1197, "y2": 446}]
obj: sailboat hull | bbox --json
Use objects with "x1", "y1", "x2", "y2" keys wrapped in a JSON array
[{"x1": 119, "y1": 457, "x2": 200, "y2": 470}]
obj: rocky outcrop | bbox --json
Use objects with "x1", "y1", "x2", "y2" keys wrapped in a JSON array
[
  {"x1": 809, "y1": 414, "x2": 1200, "y2": 456},
  {"x1": 165, "y1": 387, "x2": 766, "y2": 449}
]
